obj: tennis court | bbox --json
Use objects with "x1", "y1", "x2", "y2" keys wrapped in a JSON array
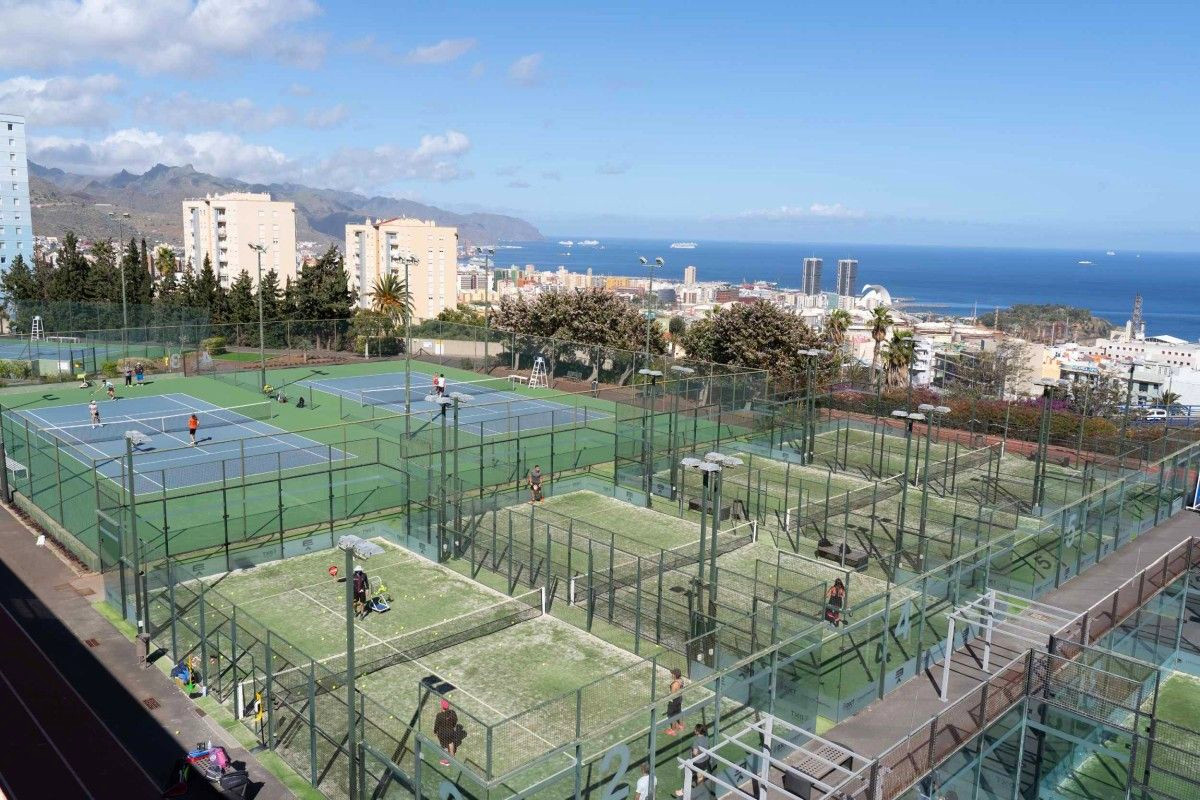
[
  {"x1": 16, "y1": 392, "x2": 344, "y2": 494},
  {"x1": 204, "y1": 539, "x2": 680, "y2": 781},
  {"x1": 301, "y1": 371, "x2": 607, "y2": 437}
]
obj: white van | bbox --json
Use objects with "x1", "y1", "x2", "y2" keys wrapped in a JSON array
[{"x1": 1145, "y1": 408, "x2": 1168, "y2": 422}]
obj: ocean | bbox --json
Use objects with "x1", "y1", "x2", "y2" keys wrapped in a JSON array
[{"x1": 491, "y1": 239, "x2": 1200, "y2": 342}]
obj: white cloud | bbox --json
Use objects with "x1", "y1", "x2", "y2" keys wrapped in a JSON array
[
  {"x1": 405, "y1": 38, "x2": 477, "y2": 64},
  {"x1": 597, "y1": 161, "x2": 631, "y2": 175},
  {"x1": 508, "y1": 53, "x2": 543, "y2": 86},
  {"x1": 30, "y1": 126, "x2": 473, "y2": 192},
  {"x1": 0, "y1": 0, "x2": 324, "y2": 73},
  {"x1": 737, "y1": 203, "x2": 866, "y2": 220},
  {"x1": 28, "y1": 128, "x2": 290, "y2": 181},
  {"x1": 0, "y1": 74, "x2": 121, "y2": 126},
  {"x1": 304, "y1": 104, "x2": 350, "y2": 129},
  {"x1": 469, "y1": 62, "x2": 486, "y2": 79}
]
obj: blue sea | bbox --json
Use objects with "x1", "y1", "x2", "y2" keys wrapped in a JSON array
[{"x1": 493, "y1": 239, "x2": 1200, "y2": 342}]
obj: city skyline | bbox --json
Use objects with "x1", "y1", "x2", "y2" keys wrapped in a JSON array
[{"x1": 1, "y1": 2, "x2": 1198, "y2": 249}]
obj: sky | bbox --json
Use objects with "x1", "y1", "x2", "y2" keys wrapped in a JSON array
[{"x1": 1, "y1": 0, "x2": 1198, "y2": 249}]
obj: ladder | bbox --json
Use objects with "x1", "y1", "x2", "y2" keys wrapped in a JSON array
[
  {"x1": 529, "y1": 356, "x2": 548, "y2": 388},
  {"x1": 31, "y1": 315, "x2": 44, "y2": 341}
]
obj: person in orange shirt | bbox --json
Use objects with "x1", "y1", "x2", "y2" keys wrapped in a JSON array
[{"x1": 187, "y1": 413, "x2": 199, "y2": 447}]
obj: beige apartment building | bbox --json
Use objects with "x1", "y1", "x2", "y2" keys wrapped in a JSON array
[
  {"x1": 344, "y1": 217, "x2": 457, "y2": 320},
  {"x1": 182, "y1": 193, "x2": 297, "y2": 287}
]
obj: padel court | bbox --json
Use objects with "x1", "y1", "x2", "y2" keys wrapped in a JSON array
[
  {"x1": 300, "y1": 371, "x2": 607, "y2": 437},
  {"x1": 16, "y1": 392, "x2": 344, "y2": 494}
]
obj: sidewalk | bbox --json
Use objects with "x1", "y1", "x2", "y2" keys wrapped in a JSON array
[{"x1": 0, "y1": 502, "x2": 299, "y2": 800}]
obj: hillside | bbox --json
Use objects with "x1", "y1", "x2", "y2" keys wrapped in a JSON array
[{"x1": 29, "y1": 162, "x2": 543, "y2": 249}]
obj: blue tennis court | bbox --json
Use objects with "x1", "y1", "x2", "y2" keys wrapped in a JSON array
[
  {"x1": 300, "y1": 371, "x2": 607, "y2": 437},
  {"x1": 17, "y1": 392, "x2": 346, "y2": 494}
]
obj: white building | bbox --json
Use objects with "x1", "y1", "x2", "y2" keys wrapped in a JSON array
[
  {"x1": 182, "y1": 193, "x2": 297, "y2": 287},
  {"x1": 345, "y1": 217, "x2": 457, "y2": 321},
  {"x1": 0, "y1": 113, "x2": 33, "y2": 271}
]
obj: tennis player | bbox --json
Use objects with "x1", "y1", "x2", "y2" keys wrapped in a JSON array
[
  {"x1": 528, "y1": 465, "x2": 543, "y2": 504},
  {"x1": 88, "y1": 399, "x2": 101, "y2": 428},
  {"x1": 433, "y1": 699, "x2": 459, "y2": 766},
  {"x1": 825, "y1": 578, "x2": 847, "y2": 627},
  {"x1": 188, "y1": 413, "x2": 199, "y2": 446},
  {"x1": 674, "y1": 723, "x2": 711, "y2": 797}
]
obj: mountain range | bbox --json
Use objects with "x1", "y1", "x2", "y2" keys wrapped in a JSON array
[{"x1": 28, "y1": 162, "x2": 543, "y2": 250}]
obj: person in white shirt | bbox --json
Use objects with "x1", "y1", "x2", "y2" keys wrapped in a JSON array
[
  {"x1": 635, "y1": 763, "x2": 654, "y2": 800},
  {"x1": 88, "y1": 399, "x2": 101, "y2": 428}
]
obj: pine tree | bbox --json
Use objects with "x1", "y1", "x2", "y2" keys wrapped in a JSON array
[
  {"x1": 257, "y1": 268, "x2": 284, "y2": 345},
  {"x1": 290, "y1": 245, "x2": 352, "y2": 349},
  {"x1": 125, "y1": 237, "x2": 153, "y2": 313},
  {"x1": 49, "y1": 232, "x2": 90, "y2": 310},
  {"x1": 226, "y1": 271, "x2": 256, "y2": 345},
  {"x1": 0, "y1": 254, "x2": 37, "y2": 331},
  {"x1": 195, "y1": 254, "x2": 220, "y2": 320}
]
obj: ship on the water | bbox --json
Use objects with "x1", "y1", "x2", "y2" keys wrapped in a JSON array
[{"x1": 670, "y1": 242, "x2": 698, "y2": 249}]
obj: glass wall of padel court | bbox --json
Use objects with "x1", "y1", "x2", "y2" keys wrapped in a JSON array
[{"x1": 89, "y1": 425, "x2": 1200, "y2": 800}]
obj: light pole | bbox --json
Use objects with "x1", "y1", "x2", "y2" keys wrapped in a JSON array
[
  {"x1": 799, "y1": 349, "x2": 825, "y2": 464},
  {"x1": 638, "y1": 368, "x2": 663, "y2": 507},
  {"x1": 916, "y1": 404, "x2": 951, "y2": 542},
  {"x1": 476, "y1": 246, "x2": 494, "y2": 369},
  {"x1": 337, "y1": 534, "x2": 384, "y2": 800},
  {"x1": 668, "y1": 365, "x2": 695, "y2": 498},
  {"x1": 248, "y1": 242, "x2": 271, "y2": 392},
  {"x1": 639, "y1": 256, "x2": 664, "y2": 372},
  {"x1": 426, "y1": 393, "x2": 455, "y2": 558},
  {"x1": 1117, "y1": 360, "x2": 1142, "y2": 467},
  {"x1": 109, "y1": 211, "x2": 132, "y2": 358},
  {"x1": 704, "y1": 452, "x2": 743, "y2": 603},
  {"x1": 891, "y1": 408, "x2": 925, "y2": 560},
  {"x1": 1032, "y1": 378, "x2": 1070, "y2": 511},
  {"x1": 680, "y1": 457, "x2": 720, "y2": 634},
  {"x1": 394, "y1": 252, "x2": 419, "y2": 439}
]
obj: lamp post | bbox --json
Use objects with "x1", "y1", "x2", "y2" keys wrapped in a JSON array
[
  {"x1": 337, "y1": 534, "x2": 385, "y2": 800},
  {"x1": 638, "y1": 369, "x2": 663, "y2": 507},
  {"x1": 1117, "y1": 360, "x2": 1142, "y2": 468},
  {"x1": 916, "y1": 404, "x2": 951, "y2": 542},
  {"x1": 109, "y1": 211, "x2": 132, "y2": 358},
  {"x1": 394, "y1": 252, "x2": 419, "y2": 439},
  {"x1": 668, "y1": 365, "x2": 695, "y2": 498},
  {"x1": 426, "y1": 393, "x2": 455, "y2": 558},
  {"x1": 1032, "y1": 378, "x2": 1070, "y2": 511},
  {"x1": 798, "y1": 349, "x2": 825, "y2": 464},
  {"x1": 639, "y1": 256, "x2": 664, "y2": 372},
  {"x1": 704, "y1": 452, "x2": 743, "y2": 603},
  {"x1": 680, "y1": 457, "x2": 718, "y2": 621},
  {"x1": 475, "y1": 246, "x2": 495, "y2": 369},
  {"x1": 891, "y1": 408, "x2": 926, "y2": 560},
  {"x1": 248, "y1": 242, "x2": 271, "y2": 392}
]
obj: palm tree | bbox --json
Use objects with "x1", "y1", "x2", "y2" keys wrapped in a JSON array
[
  {"x1": 1159, "y1": 390, "x2": 1181, "y2": 409},
  {"x1": 884, "y1": 330, "x2": 916, "y2": 387},
  {"x1": 870, "y1": 306, "x2": 893, "y2": 377},
  {"x1": 825, "y1": 308, "x2": 851, "y2": 349},
  {"x1": 370, "y1": 273, "x2": 413, "y2": 331}
]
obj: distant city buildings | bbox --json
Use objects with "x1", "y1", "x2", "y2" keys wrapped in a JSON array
[
  {"x1": 683, "y1": 265, "x2": 697, "y2": 285},
  {"x1": 345, "y1": 217, "x2": 457, "y2": 321},
  {"x1": 0, "y1": 113, "x2": 33, "y2": 271},
  {"x1": 836, "y1": 259, "x2": 858, "y2": 297},
  {"x1": 182, "y1": 192, "x2": 297, "y2": 287}
]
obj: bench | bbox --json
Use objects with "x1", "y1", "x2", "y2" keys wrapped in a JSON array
[
  {"x1": 686, "y1": 496, "x2": 732, "y2": 521},
  {"x1": 816, "y1": 542, "x2": 869, "y2": 570},
  {"x1": 788, "y1": 741, "x2": 855, "y2": 786},
  {"x1": 5, "y1": 456, "x2": 27, "y2": 479}
]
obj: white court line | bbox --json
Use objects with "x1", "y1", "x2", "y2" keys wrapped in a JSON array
[
  {"x1": 226, "y1": 553, "x2": 419, "y2": 606},
  {"x1": 23, "y1": 407, "x2": 117, "y2": 464}
]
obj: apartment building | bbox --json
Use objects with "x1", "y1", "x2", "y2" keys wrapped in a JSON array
[
  {"x1": 344, "y1": 217, "x2": 457, "y2": 320},
  {"x1": 0, "y1": 113, "x2": 33, "y2": 271},
  {"x1": 182, "y1": 193, "x2": 297, "y2": 287}
]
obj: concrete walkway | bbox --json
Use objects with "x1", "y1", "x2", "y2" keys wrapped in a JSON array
[{"x1": 0, "y1": 502, "x2": 296, "y2": 799}]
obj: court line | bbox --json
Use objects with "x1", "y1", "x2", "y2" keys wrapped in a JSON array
[{"x1": 225, "y1": 553, "x2": 419, "y2": 606}]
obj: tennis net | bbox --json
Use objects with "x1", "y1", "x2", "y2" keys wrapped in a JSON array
[
  {"x1": 358, "y1": 375, "x2": 519, "y2": 407},
  {"x1": 270, "y1": 589, "x2": 543, "y2": 700},
  {"x1": 785, "y1": 477, "x2": 904, "y2": 532},
  {"x1": 32, "y1": 401, "x2": 273, "y2": 447}
]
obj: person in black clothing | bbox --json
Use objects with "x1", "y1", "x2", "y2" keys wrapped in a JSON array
[
  {"x1": 825, "y1": 578, "x2": 847, "y2": 627},
  {"x1": 664, "y1": 667, "x2": 685, "y2": 735},
  {"x1": 433, "y1": 699, "x2": 459, "y2": 766},
  {"x1": 674, "y1": 723, "x2": 711, "y2": 797},
  {"x1": 352, "y1": 565, "x2": 370, "y2": 619}
]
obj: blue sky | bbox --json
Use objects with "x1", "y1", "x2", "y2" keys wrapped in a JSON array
[{"x1": 1, "y1": 1, "x2": 1198, "y2": 248}]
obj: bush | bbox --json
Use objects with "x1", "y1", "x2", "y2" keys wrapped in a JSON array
[
  {"x1": 0, "y1": 360, "x2": 33, "y2": 380},
  {"x1": 201, "y1": 336, "x2": 227, "y2": 355},
  {"x1": 100, "y1": 360, "x2": 120, "y2": 378}
]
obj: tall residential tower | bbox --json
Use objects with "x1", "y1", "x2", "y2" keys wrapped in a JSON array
[
  {"x1": 836, "y1": 259, "x2": 859, "y2": 297},
  {"x1": 344, "y1": 217, "x2": 457, "y2": 321},
  {"x1": 182, "y1": 193, "x2": 297, "y2": 287},
  {"x1": 0, "y1": 113, "x2": 33, "y2": 271},
  {"x1": 802, "y1": 257, "x2": 822, "y2": 295}
]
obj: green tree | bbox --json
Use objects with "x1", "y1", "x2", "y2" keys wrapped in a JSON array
[
  {"x1": 0, "y1": 254, "x2": 37, "y2": 332},
  {"x1": 256, "y1": 269, "x2": 285, "y2": 345},
  {"x1": 194, "y1": 254, "x2": 221, "y2": 320},
  {"x1": 49, "y1": 232, "x2": 90, "y2": 307},
  {"x1": 825, "y1": 308, "x2": 851, "y2": 348},
  {"x1": 125, "y1": 237, "x2": 153, "y2": 310},
  {"x1": 369, "y1": 272, "x2": 412, "y2": 331},
  {"x1": 436, "y1": 304, "x2": 484, "y2": 325},
  {"x1": 491, "y1": 288, "x2": 667, "y2": 384},
  {"x1": 668, "y1": 315, "x2": 686, "y2": 355},
  {"x1": 225, "y1": 271, "x2": 257, "y2": 345},
  {"x1": 153, "y1": 246, "x2": 177, "y2": 283},
  {"x1": 870, "y1": 306, "x2": 893, "y2": 378},
  {"x1": 884, "y1": 329, "x2": 916, "y2": 387},
  {"x1": 290, "y1": 244, "x2": 353, "y2": 350},
  {"x1": 679, "y1": 300, "x2": 821, "y2": 380}
]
